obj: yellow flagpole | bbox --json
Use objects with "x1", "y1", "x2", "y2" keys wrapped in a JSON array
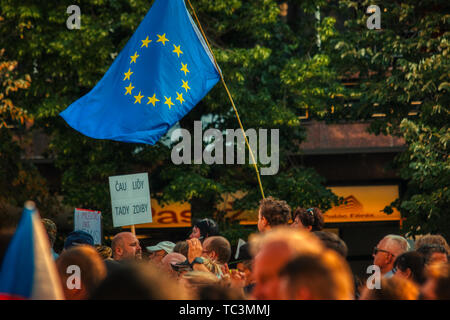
[{"x1": 186, "y1": 0, "x2": 265, "y2": 199}]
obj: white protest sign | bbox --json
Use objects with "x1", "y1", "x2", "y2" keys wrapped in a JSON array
[
  {"x1": 74, "y1": 208, "x2": 102, "y2": 245},
  {"x1": 108, "y1": 172, "x2": 152, "y2": 227}
]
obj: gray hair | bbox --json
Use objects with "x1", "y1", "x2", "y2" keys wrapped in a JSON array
[{"x1": 383, "y1": 234, "x2": 410, "y2": 255}]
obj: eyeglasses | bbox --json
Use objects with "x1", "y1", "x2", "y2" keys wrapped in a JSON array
[{"x1": 373, "y1": 247, "x2": 395, "y2": 257}]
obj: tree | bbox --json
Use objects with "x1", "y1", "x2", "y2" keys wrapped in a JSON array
[
  {"x1": 1, "y1": 0, "x2": 342, "y2": 240},
  {"x1": 326, "y1": 0, "x2": 449, "y2": 239},
  {"x1": 0, "y1": 30, "x2": 57, "y2": 221}
]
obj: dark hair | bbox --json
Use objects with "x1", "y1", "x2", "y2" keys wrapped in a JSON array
[
  {"x1": 313, "y1": 231, "x2": 348, "y2": 258},
  {"x1": 259, "y1": 196, "x2": 291, "y2": 227},
  {"x1": 204, "y1": 236, "x2": 231, "y2": 264},
  {"x1": 393, "y1": 251, "x2": 426, "y2": 285},
  {"x1": 293, "y1": 207, "x2": 324, "y2": 231},
  {"x1": 416, "y1": 244, "x2": 448, "y2": 264},
  {"x1": 194, "y1": 218, "x2": 219, "y2": 239}
]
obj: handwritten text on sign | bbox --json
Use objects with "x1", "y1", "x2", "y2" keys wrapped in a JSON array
[
  {"x1": 74, "y1": 208, "x2": 102, "y2": 245},
  {"x1": 108, "y1": 173, "x2": 152, "y2": 227}
]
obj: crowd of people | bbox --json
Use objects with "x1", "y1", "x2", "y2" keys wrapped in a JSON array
[{"x1": 1, "y1": 197, "x2": 449, "y2": 300}]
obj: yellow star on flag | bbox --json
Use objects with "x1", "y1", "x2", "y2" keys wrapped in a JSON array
[
  {"x1": 130, "y1": 52, "x2": 139, "y2": 64},
  {"x1": 180, "y1": 63, "x2": 189, "y2": 76},
  {"x1": 134, "y1": 91, "x2": 144, "y2": 104},
  {"x1": 156, "y1": 33, "x2": 169, "y2": 46},
  {"x1": 176, "y1": 92, "x2": 185, "y2": 105},
  {"x1": 173, "y1": 45, "x2": 183, "y2": 57},
  {"x1": 141, "y1": 36, "x2": 152, "y2": 48},
  {"x1": 147, "y1": 94, "x2": 160, "y2": 106},
  {"x1": 125, "y1": 83, "x2": 134, "y2": 95},
  {"x1": 123, "y1": 69, "x2": 133, "y2": 81},
  {"x1": 181, "y1": 80, "x2": 190, "y2": 92},
  {"x1": 164, "y1": 96, "x2": 174, "y2": 108}
]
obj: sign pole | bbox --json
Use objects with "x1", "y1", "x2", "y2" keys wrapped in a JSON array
[{"x1": 131, "y1": 224, "x2": 136, "y2": 236}]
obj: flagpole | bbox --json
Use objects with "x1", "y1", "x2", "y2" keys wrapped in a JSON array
[{"x1": 186, "y1": 0, "x2": 265, "y2": 199}]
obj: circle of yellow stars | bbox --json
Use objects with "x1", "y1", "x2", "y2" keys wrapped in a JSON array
[{"x1": 123, "y1": 33, "x2": 191, "y2": 109}]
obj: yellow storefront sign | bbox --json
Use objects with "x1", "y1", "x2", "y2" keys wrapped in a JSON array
[
  {"x1": 128, "y1": 185, "x2": 401, "y2": 228},
  {"x1": 133, "y1": 199, "x2": 191, "y2": 228},
  {"x1": 324, "y1": 185, "x2": 401, "y2": 223}
]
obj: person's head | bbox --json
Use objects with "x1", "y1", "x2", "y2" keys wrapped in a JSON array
[
  {"x1": 202, "y1": 236, "x2": 231, "y2": 265},
  {"x1": 416, "y1": 244, "x2": 448, "y2": 266},
  {"x1": 64, "y1": 230, "x2": 94, "y2": 250},
  {"x1": 146, "y1": 241, "x2": 175, "y2": 264},
  {"x1": 111, "y1": 232, "x2": 142, "y2": 261},
  {"x1": 90, "y1": 262, "x2": 188, "y2": 299},
  {"x1": 421, "y1": 262, "x2": 450, "y2": 300},
  {"x1": 249, "y1": 226, "x2": 324, "y2": 300},
  {"x1": 360, "y1": 276, "x2": 419, "y2": 300},
  {"x1": 173, "y1": 240, "x2": 189, "y2": 258},
  {"x1": 373, "y1": 235, "x2": 410, "y2": 274},
  {"x1": 189, "y1": 218, "x2": 219, "y2": 240},
  {"x1": 278, "y1": 250, "x2": 354, "y2": 300},
  {"x1": 56, "y1": 245, "x2": 107, "y2": 300},
  {"x1": 94, "y1": 245, "x2": 113, "y2": 260},
  {"x1": 393, "y1": 251, "x2": 426, "y2": 285},
  {"x1": 313, "y1": 231, "x2": 348, "y2": 258},
  {"x1": 42, "y1": 218, "x2": 57, "y2": 248},
  {"x1": 257, "y1": 197, "x2": 291, "y2": 232},
  {"x1": 416, "y1": 234, "x2": 449, "y2": 254},
  {"x1": 291, "y1": 208, "x2": 324, "y2": 232},
  {"x1": 236, "y1": 260, "x2": 253, "y2": 286}
]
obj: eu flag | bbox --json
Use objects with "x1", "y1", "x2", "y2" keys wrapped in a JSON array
[{"x1": 60, "y1": 0, "x2": 220, "y2": 145}]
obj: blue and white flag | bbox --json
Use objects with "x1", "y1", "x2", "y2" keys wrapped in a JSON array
[
  {"x1": 0, "y1": 202, "x2": 64, "y2": 300},
  {"x1": 60, "y1": 0, "x2": 220, "y2": 145}
]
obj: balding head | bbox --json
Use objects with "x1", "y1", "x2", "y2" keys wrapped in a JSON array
[
  {"x1": 111, "y1": 232, "x2": 142, "y2": 261},
  {"x1": 202, "y1": 236, "x2": 231, "y2": 264}
]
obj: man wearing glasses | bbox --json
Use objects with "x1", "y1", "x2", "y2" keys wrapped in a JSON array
[{"x1": 373, "y1": 234, "x2": 410, "y2": 277}]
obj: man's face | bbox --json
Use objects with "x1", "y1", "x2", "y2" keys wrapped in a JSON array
[
  {"x1": 149, "y1": 249, "x2": 166, "y2": 264},
  {"x1": 428, "y1": 252, "x2": 448, "y2": 265},
  {"x1": 257, "y1": 209, "x2": 267, "y2": 232},
  {"x1": 290, "y1": 215, "x2": 303, "y2": 228},
  {"x1": 372, "y1": 239, "x2": 394, "y2": 273},
  {"x1": 237, "y1": 262, "x2": 253, "y2": 286},
  {"x1": 252, "y1": 241, "x2": 292, "y2": 300},
  {"x1": 120, "y1": 233, "x2": 142, "y2": 260},
  {"x1": 201, "y1": 237, "x2": 215, "y2": 261},
  {"x1": 189, "y1": 226, "x2": 201, "y2": 239}
]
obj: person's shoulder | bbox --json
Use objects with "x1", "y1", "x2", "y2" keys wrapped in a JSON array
[{"x1": 104, "y1": 259, "x2": 124, "y2": 275}]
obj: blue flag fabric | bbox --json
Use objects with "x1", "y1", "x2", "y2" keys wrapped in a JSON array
[
  {"x1": 60, "y1": 0, "x2": 220, "y2": 145},
  {"x1": 0, "y1": 204, "x2": 64, "y2": 299}
]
